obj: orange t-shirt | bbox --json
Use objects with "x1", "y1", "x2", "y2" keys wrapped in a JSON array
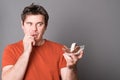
[{"x1": 2, "y1": 39, "x2": 66, "y2": 80}]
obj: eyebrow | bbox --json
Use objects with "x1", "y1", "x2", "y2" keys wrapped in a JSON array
[
  {"x1": 26, "y1": 22, "x2": 32, "y2": 24},
  {"x1": 25, "y1": 21, "x2": 44, "y2": 25},
  {"x1": 37, "y1": 22, "x2": 44, "y2": 24}
]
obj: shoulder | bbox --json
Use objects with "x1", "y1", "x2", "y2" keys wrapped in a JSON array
[
  {"x1": 8, "y1": 40, "x2": 22, "y2": 47},
  {"x1": 4, "y1": 40, "x2": 23, "y2": 50},
  {"x1": 2, "y1": 40, "x2": 23, "y2": 59}
]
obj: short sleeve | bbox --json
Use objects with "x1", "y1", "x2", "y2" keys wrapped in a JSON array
[
  {"x1": 59, "y1": 46, "x2": 67, "y2": 69},
  {"x1": 59, "y1": 54, "x2": 66, "y2": 69},
  {"x1": 2, "y1": 45, "x2": 17, "y2": 68}
]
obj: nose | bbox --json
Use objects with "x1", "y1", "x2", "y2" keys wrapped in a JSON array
[{"x1": 32, "y1": 25, "x2": 37, "y2": 31}]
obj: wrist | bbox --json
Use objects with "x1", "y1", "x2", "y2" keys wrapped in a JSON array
[
  {"x1": 68, "y1": 65, "x2": 77, "y2": 71},
  {"x1": 23, "y1": 50, "x2": 31, "y2": 56}
]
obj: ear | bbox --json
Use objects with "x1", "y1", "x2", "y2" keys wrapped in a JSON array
[
  {"x1": 21, "y1": 21, "x2": 24, "y2": 29},
  {"x1": 21, "y1": 21, "x2": 26, "y2": 34}
]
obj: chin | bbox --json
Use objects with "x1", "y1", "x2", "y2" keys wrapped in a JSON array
[{"x1": 35, "y1": 38, "x2": 42, "y2": 41}]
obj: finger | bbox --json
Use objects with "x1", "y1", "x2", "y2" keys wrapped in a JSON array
[
  {"x1": 70, "y1": 54, "x2": 78, "y2": 62},
  {"x1": 74, "y1": 49, "x2": 81, "y2": 56},
  {"x1": 25, "y1": 35, "x2": 35, "y2": 46},
  {"x1": 63, "y1": 53, "x2": 72, "y2": 61},
  {"x1": 29, "y1": 37, "x2": 35, "y2": 46},
  {"x1": 32, "y1": 40, "x2": 35, "y2": 46},
  {"x1": 27, "y1": 35, "x2": 34, "y2": 39},
  {"x1": 63, "y1": 45, "x2": 70, "y2": 53},
  {"x1": 78, "y1": 50, "x2": 84, "y2": 59}
]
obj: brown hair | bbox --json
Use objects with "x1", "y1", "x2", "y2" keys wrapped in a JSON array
[{"x1": 21, "y1": 3, "x2": 49, "y2": 26}]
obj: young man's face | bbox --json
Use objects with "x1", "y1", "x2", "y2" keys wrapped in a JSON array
[{"x1": 22, "y1": 14, "x2": 46, "y2": 42}]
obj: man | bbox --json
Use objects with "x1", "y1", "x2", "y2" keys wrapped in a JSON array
[{"x1": 2, "y1": 3, "x2": 83, "y2": 80}]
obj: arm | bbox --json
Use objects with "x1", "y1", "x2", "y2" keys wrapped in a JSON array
[
  {"x1": 61, "y1": 50, "x2": 83, "y2": 80},
  {"x1": 61, "y1": 66, "x2": 78, "y2": 80},
  {"x1": 2, "y1": 51, "x2": 31, "y2": 80},
  {"x1": 2, "y1": 35, "x2": 35, "y2": 80}
]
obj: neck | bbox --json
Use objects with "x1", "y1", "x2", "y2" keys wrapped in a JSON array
[{"x1": 35, "y1": 39, "x2": 45, "y2": 46}]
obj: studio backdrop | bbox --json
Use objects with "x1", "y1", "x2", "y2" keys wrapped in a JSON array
[{"x1": 0, "y1": 0, "x2": 120, "y2": 80}]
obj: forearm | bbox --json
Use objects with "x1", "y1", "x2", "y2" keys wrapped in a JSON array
[
  {"x1": 2, "y1": 51, "x2": 30, "y2": 80},
  {"x1": 65, "y1": 67, "x2": 78, "y2": 80}
]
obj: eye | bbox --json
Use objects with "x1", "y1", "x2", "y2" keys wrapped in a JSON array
[
  {"x1": 26, "y1": 22, "x2": 32, "y2": 26},
  {"x1": 37, "y1": 22, "x2": 44, "y2": 27}
]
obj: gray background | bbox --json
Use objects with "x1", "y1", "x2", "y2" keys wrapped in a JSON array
[{"x1": 0, "y1": 0, "x2": 120, "y2": 80}]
